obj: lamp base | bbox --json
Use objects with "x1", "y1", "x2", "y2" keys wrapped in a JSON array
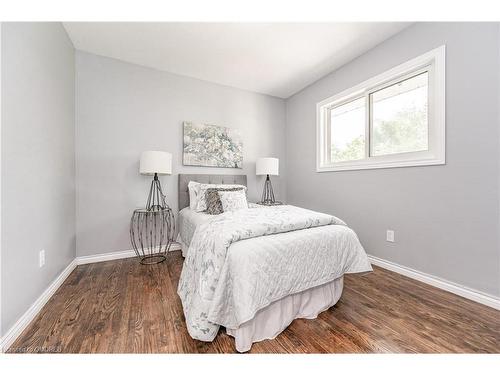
[
  {"x1": 146, "y1": 173, "x2": 168, "y2": 211},
  {"x1": 259, "y1": 174, "x2": 277, "y2": 205},
  {"x1": 256, "y1": 201, "x2": 283, "y2": 206}
]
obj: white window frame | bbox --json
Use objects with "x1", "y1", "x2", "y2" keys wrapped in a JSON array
[{"x1": 316, "y1": 45, "x2": 445, "y2": 172}]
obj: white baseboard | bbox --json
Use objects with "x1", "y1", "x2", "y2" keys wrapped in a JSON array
[
  {"x1": 0, "y1": 243, "x2": 183, "y2": 352},
  {"x1": 76, "y1": 243, "x2": 182, "y2": 265},
  {"x1": 0, "y1": 259, "x2": 78, "y2": 353},
  {"x1": 368, "y1": 255, "x2": 500, "y2": 311},
  {"x1": 76, "y1": 249, "x2": 136, "y2": 265}
]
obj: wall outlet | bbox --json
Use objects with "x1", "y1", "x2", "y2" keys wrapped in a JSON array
[
  {"x1": 386, "y1": 230, "x2": 395, "y2": 242},
  {"x1": 39, "y1": 249, "x2": 45, "y2": 267}
]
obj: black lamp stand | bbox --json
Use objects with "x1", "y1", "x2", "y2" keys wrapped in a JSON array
[
  {"x1": 260, "y1": 174, "x2": 276, "y2": 205},
  {"x1": 146, "y1": 173, "x2": 168, "y2": 211}
]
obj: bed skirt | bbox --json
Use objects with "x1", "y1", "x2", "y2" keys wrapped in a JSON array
[
  {"x1": 225, "y1": 276, "x2": 344, "y2": 352},
  {"x1": 176, "y1": 234, "x2": 188, "y2": 257}
]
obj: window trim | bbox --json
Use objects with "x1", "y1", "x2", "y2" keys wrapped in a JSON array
[{"x1": 316, "y1": 45, "x2": 445, "y2": 172}]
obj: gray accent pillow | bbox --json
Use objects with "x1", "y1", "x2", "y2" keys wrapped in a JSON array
[{"x1": 205, "y1": 187, "x2": 245, "y2": 215}]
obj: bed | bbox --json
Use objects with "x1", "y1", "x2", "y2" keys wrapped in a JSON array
[{"x1": 176, "y1": 174, "x2": 372, "y2": 352}]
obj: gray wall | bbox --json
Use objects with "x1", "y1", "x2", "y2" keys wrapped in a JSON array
[
  {"x1": 1, "y1": 23, "x2": 75, "y2": 335},
  {"x1": 286, "y1": 23, "x2": 500, "y2": 297},
  {"x1": 76, "y1": 51, "x2": 286, "y2": 257}
]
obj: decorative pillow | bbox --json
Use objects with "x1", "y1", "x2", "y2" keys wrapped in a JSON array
[
  {"x1": 188, "y1": 181, "x2": 201, "y2": 210},
  {"x1": 205, "y1": 187, "x2": 244, "y2": 215},
  {"x1": 194, "y1": 183, "x2": 247, "y2": 212},
  {"x1": 218, "y1": 189, "x2": 248, "y2": 212}
]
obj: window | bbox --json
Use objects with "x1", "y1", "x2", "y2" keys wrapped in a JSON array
[
  {"x1": 330, "y1": 97, "x2": 366, "y2": 162},
  {"x1": 317, "y1": 46, "x2": 445, "y2": 172}
]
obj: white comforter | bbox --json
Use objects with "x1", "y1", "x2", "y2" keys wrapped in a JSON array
[{"x1": 177, "y1": 205, "x2": 372, "y2": 341}]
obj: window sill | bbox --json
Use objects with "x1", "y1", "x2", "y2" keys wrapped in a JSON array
[{"x1": 316, "y1": 156, "x2": 445, "y2": 172}]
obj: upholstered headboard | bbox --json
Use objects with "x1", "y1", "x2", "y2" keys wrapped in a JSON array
[{"x1": 178, "y1": 174, "x2": 247, "y2": 210}]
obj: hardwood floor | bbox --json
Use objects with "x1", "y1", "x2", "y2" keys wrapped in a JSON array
[{"x1": 8, "y1": 251, "x2": 500, "y2": 353}]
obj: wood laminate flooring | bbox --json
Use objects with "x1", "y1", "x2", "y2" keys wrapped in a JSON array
[{"x1": 8, "y1": 252, "x2": 500, "y2": 353}]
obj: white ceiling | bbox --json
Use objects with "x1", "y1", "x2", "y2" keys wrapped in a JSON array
[{"x1": 63, "y1": 22, "x2": 410, "y2": 98}]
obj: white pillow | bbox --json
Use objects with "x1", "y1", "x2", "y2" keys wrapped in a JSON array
[
  {"x1": 194, "y1": 183, "x2": 247, "y2": 212},
  {"x1": 218, "y1": 190, "x2": 248, "y2": 212},
  {"x1": 187, "y1": 181, "x2": 201, "y2": 210}
]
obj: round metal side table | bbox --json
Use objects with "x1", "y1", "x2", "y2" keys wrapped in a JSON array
[{"x1": 130, "y1": 207, "x2": 175, "y2": 265}]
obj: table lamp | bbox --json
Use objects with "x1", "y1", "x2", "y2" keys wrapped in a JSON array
[
  {"x1": 140, "y1": 151, "x2": 172, "y2": 211},
  {"x1": 256, "y1": 157, "x2": 279, "y2": 205}
]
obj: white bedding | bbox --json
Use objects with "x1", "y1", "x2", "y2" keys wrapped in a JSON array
[
  {"x1": 177, "y1": 204, "x2": 372, "y2": 342},
  {"x1": 177, "y1": 203, "x2": 261, "y2": 252},
  {"x1": 177, "y1": 207, "x2": 212, "y2": 251}
]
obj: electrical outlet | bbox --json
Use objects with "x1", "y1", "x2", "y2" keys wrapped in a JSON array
[
  {"x1": 39, "y1": 249, "x2": 45, "y2": 267},
  {"x1": 386, "y1": 230, "x2": 395, "y2": 242}
]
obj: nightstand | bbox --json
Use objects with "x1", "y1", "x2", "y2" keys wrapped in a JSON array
[{"x1": 130, "y1": 207, "x2": 175, "y2": 265}]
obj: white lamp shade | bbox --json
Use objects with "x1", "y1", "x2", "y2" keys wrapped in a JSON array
[
  {"x1": 256, "y1": 157, "x2": 279, "y2": 176},
  {"x1": 140, "y1": 151, "x2": 172, "y2": 175}
]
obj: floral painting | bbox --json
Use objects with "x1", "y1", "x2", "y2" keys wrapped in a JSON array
[{"x1": 183, "y1": 122, "x2": 243, "y2": 168}]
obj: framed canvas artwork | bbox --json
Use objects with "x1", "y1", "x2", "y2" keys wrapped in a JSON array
[{"x1": 183, "y1": 122, "x2": 243, "y2": 168}]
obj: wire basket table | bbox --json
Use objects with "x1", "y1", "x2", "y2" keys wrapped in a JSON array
[{"x1": 130, "y1": 207, "x2": 175, "y2": 265}]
